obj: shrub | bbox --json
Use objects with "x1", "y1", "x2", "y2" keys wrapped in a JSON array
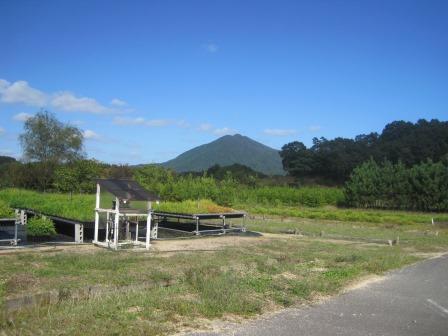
[
  {"x1": 27, "y1": 216, "x2": 57, "y2": 237},
  {"x1": 344, "y1": 159, "x2": 448, "y2": 211}
]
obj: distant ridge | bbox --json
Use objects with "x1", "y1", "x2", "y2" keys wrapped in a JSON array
[{"x1": 161, "y1": 134, "x2": 285, "y2": 175}]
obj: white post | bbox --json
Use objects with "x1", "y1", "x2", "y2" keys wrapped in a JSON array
[
  {"x1": 135, "y1": 216, "x2": 139, "y2": 243},
  {"x1": 13, "y1": 221, "x2": 18, "y2": 246},
  {"x1": 146, "y1": 213, "x2": 151, "y2": 250},
  {"x1": 105, "y1": 211, "x2": 110, "y2": 243},
  {"x1": 113, "y1": 197, "x2": 119, "y2": 250},
  {"x1": 125, "y1": 219, "x2": 130, "y2": 240},
  {"x1": 146, "y1": 202, "x2": 152, "y2": 250},
  {"x1": 94, "y1": 183, "x2": 100, "y2": 243}
]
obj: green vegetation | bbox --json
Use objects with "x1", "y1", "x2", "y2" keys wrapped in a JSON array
[
  {"x1": 155, "y1": 199, "x2": 231, "y2": 214},
  {"x1": 0, "y1": 189, "x2": 235, "y2": 221},
  {"x1": 281, "y1": 119, "x2": 448, "y2": 183},
  {"x1": 2, "y1": 188, "x2": 447, "y2": 226},
  {"x1": 244, "y1": 204, "x2": 448, "y2": 226},
  {"x1": 19, "y1": 111, "x2": 85, "y2": 191},
  {"x1": 0, "y1": 199, "x2": 14, "y2": 218},
  {"x1": 26, "y1": 216, "x2": 57, "y2": 237},
  {"x1": 237, "y1": 186, "x2": 343, "y2": 207},
  {"x1": 345, "y1": 159, "x2": 448, "y2": 211},
  {"x1": 134, "y1": 165, "x2": 343, "y2": 207},
  {"x1": 0, "y1": 156, "x2": 16, "y2": 166},
  {"x1": 0, "y1": 189, "x2": 95, "y2": 221}
]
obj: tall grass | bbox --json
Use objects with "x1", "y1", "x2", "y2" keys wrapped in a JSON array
[
  {"x1": 236, "y1": 186, "x2": 344, "y2": 207},
  {"x1": 134, "y1": 168, "x2": 344, "y2": 207}
]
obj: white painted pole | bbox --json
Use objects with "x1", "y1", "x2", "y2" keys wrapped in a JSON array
[
  {"x1": 113, "y1": 197, "x2": 119, "y2": 250},
  {"x1": 94, "y1": 184, "x2": 100, "y2": 243},
  {"x1": 13, "y1": 220, "x2": 18, "y2": 246},
  {"x1": 146, "y1": 212, "x2": 151, "y2": 250},
  {"x1": 105, "y1": 211, "x2": 110, "y2": 243},
  {"x1": 135, "y1": 216, "x2": 139, "y2": 243},
  {"x1": 146, "y1": 201, "x2": 152, "y2": 249}
]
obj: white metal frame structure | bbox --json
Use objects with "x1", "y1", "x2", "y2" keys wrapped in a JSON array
[
  {"x1": 0, "y1": 210, "x2": 26, "y2": 246},
  {"x1": 92, "y1": 181, "x2": 158, "y2": 250}
]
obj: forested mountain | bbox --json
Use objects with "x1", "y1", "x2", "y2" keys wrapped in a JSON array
[
  {"x1": 281, "y1": 119, "x2": 448, "y2": 183},
  {"x1": 162, "y1": 134, "x2": 285, "y2": 175},
  {"x1": 0, "y1": 156, "x2": 16, "y2": 165}
]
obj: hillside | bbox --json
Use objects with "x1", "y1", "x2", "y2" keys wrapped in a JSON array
[
  {"x1": 0, "y1": 156, "x2": 16, "y2": 165},
  {"x1": 162, "y1": 134, "x2": 285, "y2": 175}
]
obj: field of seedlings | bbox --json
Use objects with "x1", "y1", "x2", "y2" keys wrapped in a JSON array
[{"x1": 0, "y1": 189, "x2": 233, "y2": 222}]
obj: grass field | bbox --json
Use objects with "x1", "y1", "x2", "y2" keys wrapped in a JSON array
[{"x1": 1, "y1": 212, "x2": 447, "y2": 335}]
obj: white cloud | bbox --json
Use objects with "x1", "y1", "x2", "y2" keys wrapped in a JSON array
[
  {"x1": 13, "y1": 112, "x2": 32, "y2": 122},
  {"x1": 0, "y1": 79, "x2": 8, "y2": 91},
  {"x1": 309, "y1": 125, "x2": 321, "y2": 132},
  {"x1": 51, "y1": 92, "x2": 110, "y2": 114},
  {"x1": 0, "y1": 78, "x2": 125, "y2": 114},
  {"x1": 198, "y1": 123, "x2": 236, "y2": 136},
  {"x1": 198, "y1": 123, "x2": 213, "y2": 132},
  {"x1": 110, "y1": 98, "x2": 127, "y2": 107},
  {"x1": 176, "y1": 120, "x2": 190, "y2": 128},
  {"x1": 113, "y1": 116, "x2": 175, "y2": 127},
  {"x1": 0, "y1": 79, "x2": 47, "y2": 106},
  {"x1": 204, "y1": 43, "x2": 219, "y2": 53},
  {"x1": 83, "y1": 129, "x2": 100, "y2": 140},
  {"x1": 145, "y1": 119, "x2": 172, "y2": 127},
  {"x1": 213, "y1": 127, "x2": 236, "y2": 136},
  {"x1": 0, "y1": 127, "x2": 4, "y2": 135},
  {"x1": 113, "y1": 117, "x2": 146, "y2": 126},
  {"x1": 263, "y1": 129, "x2": 297, "y2": 136}
]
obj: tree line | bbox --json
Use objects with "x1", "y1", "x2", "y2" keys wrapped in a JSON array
[{"x1": 280, "y1": 119, "x2": 448, "y2": 183}]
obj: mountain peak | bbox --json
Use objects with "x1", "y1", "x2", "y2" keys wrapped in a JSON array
[
  {"x1": 162, "y1": 134, "x2": 285, "y2": 175},
  {"x1": 219, "y1": 133, "x2": 244, "y2": 139}
]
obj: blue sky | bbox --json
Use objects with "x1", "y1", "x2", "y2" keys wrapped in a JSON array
[{"x1": 0, "y1": 0, "x2": 447, "y2": 164}]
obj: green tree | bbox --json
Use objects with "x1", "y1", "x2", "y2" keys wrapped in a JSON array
[
  {"x1": 19, "y1": 111, "x2": 85, "y2": 190},
  {"x1": 53, "y1": 159, "x2": 103, "y2": 193},
  {"x1": 280, "y1": 141, "x2": 315, "y2": 178}
]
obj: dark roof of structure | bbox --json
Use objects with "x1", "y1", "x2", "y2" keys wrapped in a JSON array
[{"x1": 96, "y1": 179, "x2": 159, "y2": 201}]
